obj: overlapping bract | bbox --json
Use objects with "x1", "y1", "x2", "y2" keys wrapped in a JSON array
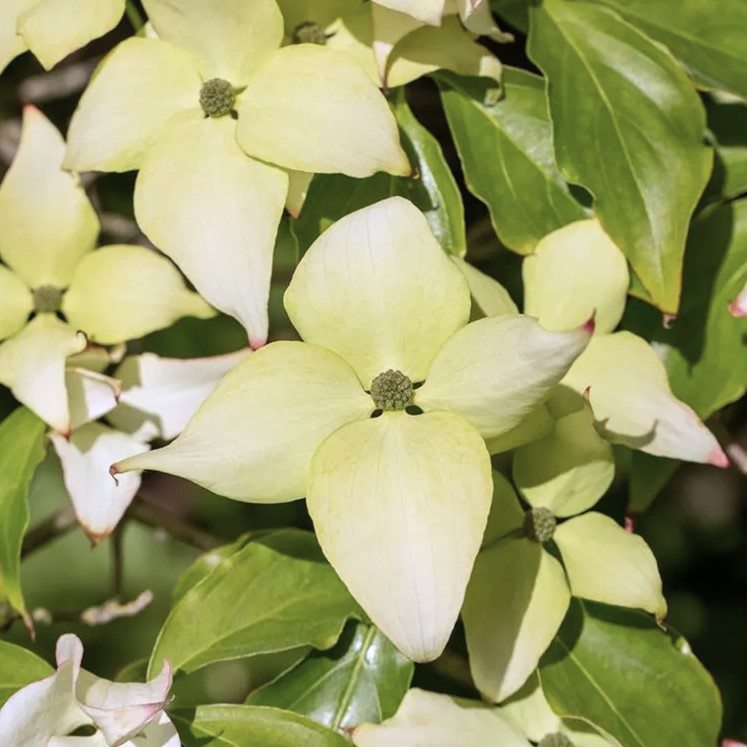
[
  {"x1": 52, "y1": 349, "x2": 249, "y2": 543},
  {"x1": 275, "y1": 0, "x2": 507, "y2": 91},
  {"x1": 463, "y1": 463, "x2": 665, "y2": 702},
  {"x1": 0, "y1": 634, "x2": 178, "y2": 747},
  {"x1": 0, "y1": 106, "x2": 211, "y2": 433},
  {"x1": 522, "y1": 219, "x2": 727, "y2": 466},
  {"x1": 64, "y1": 0, "x2": 409, "y2": 347},
  {"x1": 0, "y1": 0, "x2": 124, "y2": 73},
  {"x1": 115, "y1": 196, "x2": 592, "y2": 662}
]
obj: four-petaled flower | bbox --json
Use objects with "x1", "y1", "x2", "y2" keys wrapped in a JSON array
[
  {"x1": 0, "y1": 634, "x2": 178, "y2": 747},
  {"x1": 115, "y1": 196, "x2": 592, "y2": 661},
  {"x1": 275, "y1": 0, "x2": 508, "y2": 91},
  {"x1": 64, "y1": 0, "x2": 410, "y2": 348},
  {"x1": 0, "y1": 106, "x2": 211, "y2": 434}
]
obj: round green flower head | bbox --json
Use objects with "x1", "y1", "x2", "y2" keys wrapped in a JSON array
[
  {"x1": 538, "y1": 733, "x2": 573, "y2": 747},
  {"x1": 524, "y1": 506, "x2": 557, "y2": 544},
  {"x1": 32, "y1": 285, "x2": 63, "y2": 314},
  {"x1": 370, "y1": 369, "x2": 413, "y2": 411},
  {"x1": 199, "y1": 78, "x2": 236, "y2": 118},
  {"x1": 292, "y1": 21, "x2": 329, "y2": 45}
]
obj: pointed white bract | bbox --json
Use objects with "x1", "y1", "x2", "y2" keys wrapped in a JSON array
[
  {"x1": 51, "y1": 424, "x2": 149, "y2": 545},
  {"x1": 308, "y1": 410, "x2": 492, "y2": 662},
  {"x1": 108, "y1": 349, "x2": 250, "y2": 441},
  {"x1": 116, "y1": 197, "x2": 590, "y2": 662},
  {"x1": 564, "y1": 333, "x2": 727, "y2": 465},
  {"x1": 0, "y1": 634, "x2": 178, "y2": 747}
]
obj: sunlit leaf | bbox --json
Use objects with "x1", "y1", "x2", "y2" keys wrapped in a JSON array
[
  {"x1": 438, "y1": 68, "x2": 586, "y2": 253},
  {"x1": 0, "y1": 407, "x2": 46, "y2": 624},
  {"x1": 528, "y1": 0, "x2": 712, "y2": 313},
  {"x1": 0, "y1": 640, "x2": 53, "y2": 707},
  {"x1": 540, "y1": 600, "x2": 722, "y2": 747},
  {"x1": 593, "y1": 0, "x2": 747, "y2": 97},
  {"x1": 148, "y1": 530, "x2": 362, "y2": 677},
  {"x1": 173, "y1": 704, "x2": 350, "y2": 747}
]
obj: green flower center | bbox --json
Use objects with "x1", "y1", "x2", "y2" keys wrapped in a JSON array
[
  {"x1": 538, "y1": 733, "x2": 573, "y2": 747},
  {"x1": 524, "y1": 507, "x2": 557, "y2": 544},
  {"x1": 33, "y1": 285, "x2": 63, "y2": 314},
  {"x1": 292, "y1": 21, "x2": 329, "y2": 45},
  {"x1": 199, "y1": 78, "x2": 236, "y2": 118},
  {"x1": 370, "y1": 370, "x2": 413, "y2": 411}
]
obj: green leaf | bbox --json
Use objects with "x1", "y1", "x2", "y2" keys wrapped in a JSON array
[
  {"x1": 390, "y1": 89, "x2": 466, "y2": 257},
  {"x1": 0, "y1": 639, "x2": 53, "y2": 707},
  {"x1": 704, "y1": 96, "x2": 747, "y2": 202},
  {"x1": 528, "y1": 0, "x2": 712, "y2": 313},
  {"x1": 294, "y1": 92, "x2": 465, "y2": 257},
  {"x1": 173, "y1": 704, "x2": 350, "y2": 747},
  {"x1": 170, "y1": 534, "x2": 250, "y2": 605},
  {"x1": 490, "y1": 0, "x2": 529, "y2": 32},
  {"x1": 540, "y1": 600, "x2": 722, "y2": 746},
  {"x1": 591, "y1": 0, "x2": 747, "y2": 98},
  {"x1": 659, "y1": 200, "x2": 747, "y2": 419},
  {"x1": 148, "y1": 529, "x2": 362, "y2": 677},
  {"x1": 627, "y1": 200, "x2": 747, "y2": 512},
  {"x1": 247, "y1": 622, "x2": 413, "y2": 731},
  {"x1": 0, "y1": 407, "x2": 47, "y2": 624},
  {"x1": 438, "y1": 69, "x2": 587, "y2": 254}
]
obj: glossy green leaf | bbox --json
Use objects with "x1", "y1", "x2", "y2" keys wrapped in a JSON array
[
  {"x1": 438, "y1": 69, "x2": 586, "y2": 253},
  {"x1": 148, "y1": 529, "x2": 362, "y2": 677},
  {"x1": 173, "y1": 704, "x2": 350, "y2": 747},
  {"x1": 593, "y1": 0, "x2": 747, "y2": 98},
  {"x1": 0, "y1": 639, "x2": 53, "y2": 707},
  {"x1": 540, "y1": 600, "x2": 722, "y2": 746},
  {"x1": 391, "y1": 89, "x2": 466, "y2": 257},
  {"x1": 248, "y1": 622, "x2": 413, "y2": 731},
  {"x1": 294, "y1": 92, "x2": 465, "y2": 257},
  {"x1": 0, "y1": 407, "x2": 46, "y2": 623},
  {"x1": 528, "y1": 0, "x2": 712, "y2": 313}
]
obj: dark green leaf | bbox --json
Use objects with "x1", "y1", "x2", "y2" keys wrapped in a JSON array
[
  {"x1": 704, "y1": 97, "x2": 747, "y2": 202},
  {"x1": 391, "y1": 89, "x2": 466, "y2": 257},
  {"x1": 528, "y1": 0, "x2": 712, "y2": 313},
  {"x1": 627, "y1": 200, "x2": 747, "y2": 511},
  {"x1": 0, "y1": 640, "x2": 53, "y2": 707},
  {"x1": 489, "y1": 0, "x2": 529, "y2": 32},
  {"x1": 173, "y1": 704, "x2": 350, "y2": 747},
  {"x1": 653, "y1": 200, "x2": 747, "y2": 417},
  {"x1": 592, "y1": 0, "x2": 747, "y2": 98},
  {"x1": 248, "y1": 622, "x2": 412, "y2": 731},
  {"x1": 438, "y1": 68, "x2": 587, "y2": 253},
  {"x1": 148, "y1": 529, "x2": 362, "y2": 677},
  {"x1": 540, "y1": 600, "x2": 722, "y2": 746},
  {"x1": 0, "y1": 407, "x2": 46, "y2": 623}
]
